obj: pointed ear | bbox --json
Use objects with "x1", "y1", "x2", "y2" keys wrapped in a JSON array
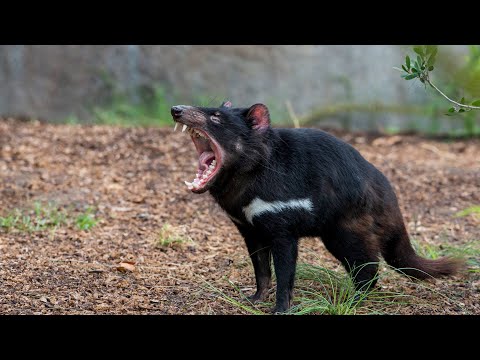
[
  {"x1": 221, "y1": 101, "x2": 232, "y2": 108},
  {"x1": 246, "y1": 104, "x2": 270, "y2": 131}
]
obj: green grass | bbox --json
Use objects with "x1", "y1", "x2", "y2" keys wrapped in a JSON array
[
  {"x1": 455, "y1": 205, "x2": 480, "y2": 218},
  {"x1": 0, "y1": 202, "x2": 99, "y2": 233},
  {"x1": 75, "y1": 207, "x2": 99, "y2": 230},
  {"x1": 155, "y1": 223, "x2": 193, "y2": 248},
  {"x1": 205, "y1": 261, "x2": 416, "y2": 315},
  {"x1": 441, "y1": 243, "x2": 480, "y2": 272},
  {"x1": 411, "y1": 237, "x2": 442, "y2": 260},
  {"x1": 411, "y1": 235, "x2": 480, "y2": 273}
]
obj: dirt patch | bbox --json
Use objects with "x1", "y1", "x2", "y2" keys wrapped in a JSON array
[{"x1": 0, "y1": 120, "x2": 479, "y2": 314}]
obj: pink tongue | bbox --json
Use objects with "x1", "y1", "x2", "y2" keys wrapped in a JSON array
[{"x1": 198, "y1": 151, "x2": 215, "y2": 171}]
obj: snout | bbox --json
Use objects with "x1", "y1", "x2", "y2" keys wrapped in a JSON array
[
  {"x1": 171, "y1": 105, "x2": 192, "y2": 119},
  {"x1": 171, "y1": 106, "x2": 183, "y2": 119}
]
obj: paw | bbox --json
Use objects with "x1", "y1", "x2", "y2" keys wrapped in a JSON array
[
  {"x1": 247, "y1": 291, "x2": 268, "y2": 304},
  {"x1": 271, "y1": 305, "x2": 289, "y2": 314}
]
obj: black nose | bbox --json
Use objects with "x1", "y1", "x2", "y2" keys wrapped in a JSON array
[{"x1": 171, "y1": 106, "x2": 183, "y2": 118}]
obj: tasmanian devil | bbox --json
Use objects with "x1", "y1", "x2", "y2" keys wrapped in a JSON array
[{"x1": 170, "y1": 101, "x2": 462, "y2": 313}]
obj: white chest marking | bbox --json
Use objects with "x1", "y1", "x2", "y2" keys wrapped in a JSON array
[{"x1": 242, "y1": 197, "x2": 314, "y2": 225}]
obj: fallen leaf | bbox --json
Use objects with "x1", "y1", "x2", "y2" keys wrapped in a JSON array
[
  {"x1": 116, "y1": 261, "x2": 136, "y2": 272},
  {"x1": 88, "y1": 269, "x2": 105, "y2": 273}
]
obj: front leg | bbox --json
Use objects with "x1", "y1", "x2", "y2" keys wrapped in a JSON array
[
  {"x1": 271, "y1": 236, "x2": 299, "y2": 313},
  {"x1": 238, "y1": 227, "x2": 272, "y2": 303}
]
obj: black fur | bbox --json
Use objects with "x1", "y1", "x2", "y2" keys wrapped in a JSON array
[{"x1": 171, "y1": 102, "x2": 462, "y2": 313}]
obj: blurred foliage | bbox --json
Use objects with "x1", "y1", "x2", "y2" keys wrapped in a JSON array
[
  {"x1": 78, "y1": 85, "x2": 173, "y2": 127},
  {"x1": 60, "y1": 47, "x2": 480, "y2": 136},
  {"x1": 396, "y1": 45, "x2": 480, "y2": 136}
]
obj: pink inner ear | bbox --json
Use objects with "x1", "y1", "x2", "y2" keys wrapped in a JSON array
[
  {"x1": 222, "y1": 101, "x2": 232, "y2": 108},
  {"x1": 248, "y1": 104, "x2": 270, "y2": 130}
]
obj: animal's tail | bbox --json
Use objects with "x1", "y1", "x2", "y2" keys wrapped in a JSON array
[{"x1": 382, "y1": 228, "x2": 464, "y2": 279}]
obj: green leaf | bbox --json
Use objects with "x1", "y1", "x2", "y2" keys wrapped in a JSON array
[
  {"x1": 406, "y1": 55, "x2": 411, "y2": 69},
  {"x1": 413, "y1": 47, "x2": 424, "y2": 56},
  {"x1": 428, "y1": 65, "x2": 434, "y2": 71},
  {"x1": 471, "y1": 99, "x2": 480, "y2": 106},
  {"x1": 404, "y1": 74, "x2": 418, "y2": 80},
  {"x1": 448, "y1": 107, "x2": 455, "y2": 113},
  {"x1": 416, "y1": 56, "x2": 422, "y2": 67},
  {"x1": 412, "y1": 67, "x2": 418, "y2": 73},
  {"x1": 444, "y1": 113, "x2": 454, "y2": 116},
  {"x1": 459, "y1": 109, "x2": 466, "y2": 113},
  {"x1": 393, "y1": 66, "x2": 404, "y2": 72},
  {"x1": 460, "y1": 97, "x2": 465, "y2": 104},
  {"x1": 401, "y1": 65, "x2": 408, "y2": 72}
]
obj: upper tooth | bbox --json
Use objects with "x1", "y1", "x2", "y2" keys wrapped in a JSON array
[
  {"x1": 174, "y1": 123, "x2": 178, "y2": 131},
  {"x1": 182, "y1": 124, "x2": 188, "y2": 132}
]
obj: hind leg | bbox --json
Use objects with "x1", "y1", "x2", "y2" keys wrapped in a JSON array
[{"x1": 322, "y1": 225, "x2": 380, "y2": 293}]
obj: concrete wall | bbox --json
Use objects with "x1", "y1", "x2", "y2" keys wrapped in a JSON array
[{"x1": 0, "y1": 45, "x2": 467, "y2": 127}]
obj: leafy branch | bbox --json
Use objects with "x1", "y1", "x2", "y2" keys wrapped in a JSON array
[{"x1": 395, "y1": 45, "x2": 480, "y2": 115}]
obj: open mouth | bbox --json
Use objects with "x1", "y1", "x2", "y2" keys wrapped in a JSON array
[{"x1": 173, "y1": 121, "x2": 223, "y2": 193}]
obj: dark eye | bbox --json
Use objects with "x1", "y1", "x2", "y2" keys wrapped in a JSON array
[{"x1": 210, "y1": 112, "x2": 221, "y2": 123}]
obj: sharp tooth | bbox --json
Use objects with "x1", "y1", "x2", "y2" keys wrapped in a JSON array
[
  {"x1": 211, "y1": 159, "x2": 216, "y2": 165},
  {"x1": 184, "y1": 180, "x2": 192, "y2": 186},
  {"x1": 202, "y1": 174, "x2": 208, "y2": 179},
  {"x1": 174, "y1": 123, "x2": 178, "y2": 131},
  {"x1": 182, "y1": 124, "x2": 188, "y2": 132}
]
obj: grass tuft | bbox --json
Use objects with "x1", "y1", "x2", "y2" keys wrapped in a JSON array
[
  {"x1": 155, "y1": 223, "x2": 193, "y2": 248},
  {"x1": 75, "y1": 207, "x2": 99, "y2": 230},
  {"x1": 0, "y1": 202, "x2": 99, "y2": 233},
  {"x1": 455, "y1": 205, "x2": 480, "y2": 218},
  {"x1": 204, "y1": 260, "x2": 417, "y2": 315},
  {"x1": 412, "y1": 235, "x2": 480, "y2": 272}
]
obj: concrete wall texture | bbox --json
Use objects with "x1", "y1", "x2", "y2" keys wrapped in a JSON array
[{"x1": 0, "y1": 45, "x2": 467, "y2": 125}]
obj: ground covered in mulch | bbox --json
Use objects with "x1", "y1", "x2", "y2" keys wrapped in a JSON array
[{"x1": 0, "y1": 119, "x2": 479, "y2": 315}]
